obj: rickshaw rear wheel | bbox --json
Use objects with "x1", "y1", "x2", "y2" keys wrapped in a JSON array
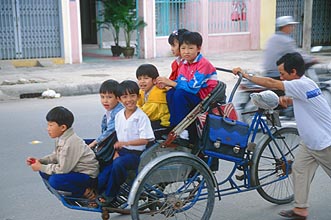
[
  {"x1": 131, "y1": 156, "x2": 215, "y2": 220},
  {"x1": 251, "y1": 127, "x2": 300, "y2": 204}
]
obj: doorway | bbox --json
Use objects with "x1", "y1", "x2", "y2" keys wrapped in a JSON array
[{"x1": 80, "y1": 0, "x2": 97, "y2": 44}]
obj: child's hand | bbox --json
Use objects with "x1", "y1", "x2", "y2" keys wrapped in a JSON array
[
  {"x1": 27, "y1": 157, "x2": 41, "y2": 171},
  {"x1": 156, "y1": 82, "x2": 166, "y2": 89},
  {"x1": 88, "y1": 140, "x2": 97, "y2": 148},
  {"x1": 156, "y1": 76, "x2": 175, "y2": 87},
  {"x1": 26, "y1": 157, "x2": 37, "y2": 166},
  {"x1": 114, "y1": 141, "x2": 124, "y2": 150},
  {"x1": 113, "y1": 151, "x2": 119, "y2": 160},
  {"x1": 30, "y1": 160, "x2": 41, "y2": 171}
]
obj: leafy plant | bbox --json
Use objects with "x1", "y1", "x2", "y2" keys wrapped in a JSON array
[
  {"x1": 96, "y1": 0, "x2": 147, "y2": 57},
  {"x1": 97, "y1": 0, "x2": 127, "y2": 47},
  {"x1": 121, "y1": 2, "x2": 147, "y2": 48}
]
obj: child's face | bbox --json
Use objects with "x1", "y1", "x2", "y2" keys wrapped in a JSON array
[
  {"x1": 137, "y1": 75, "x2": 156, "y2": 93},
  {"x1": 100, "y1": 92, "x2": 119, "y2": 111},
  {"x1": 119, "y1": 92, "x2": 139, "y2": 112},
  {"x1": 180, "y1": 43, "x2": 201, "y2": 63},
  {"x1": 170, "y1": 39, "x2": 180, "y2": 57},
  {"x1": 47, "y1": 121, "x2": 66, "y2": 138}
]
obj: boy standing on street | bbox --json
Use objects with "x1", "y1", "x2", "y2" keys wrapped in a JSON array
[
  {"x1": 26, "y1": 106, "x2": 99, "y2": 199},
  {"x1": 233, "y1": 52, "x2": 331, "y2": 219}
]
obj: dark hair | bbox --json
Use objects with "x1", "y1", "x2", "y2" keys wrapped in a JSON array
[
  {"x1": 117, "y1": 80, "x2": 140, "y2": 97},
  {"x1": 276, "y1": 52, "x2": 305, "y2": 76},
  {"x1": 46, "y1": 106, "x2": 74, "y2": 128},
  {"x1": 168, "y1": 28, "x2": 189, "y2": 45},
  {"x1": 136, "y1": 64, "x2": 159, "y2": 79},
  {"x1": 99, "y1": 79, "x2": 119, "y2": 96},
  {"x1": 179, "y1": 31, "x2": 203, "y2": 47}
]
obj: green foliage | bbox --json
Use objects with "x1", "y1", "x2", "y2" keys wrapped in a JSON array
[
  {"x1": 121, "y1": 1, "x2": 147, "y2": 48},
  {"x1": 96, "y1": 0, "x2": 127, "y2": 46},
  {"x1": 97, "y1": 0, "x2": 147, "y2": 48}
]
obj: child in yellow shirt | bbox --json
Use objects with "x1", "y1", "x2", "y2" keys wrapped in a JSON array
[{"x1": 136, "y1": 64, "x2": 170, "y2": 139}]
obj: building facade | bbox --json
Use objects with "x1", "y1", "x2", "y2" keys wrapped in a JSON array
[{"x1": 1, "y1": 0, "x2": 329, "y2": 64}]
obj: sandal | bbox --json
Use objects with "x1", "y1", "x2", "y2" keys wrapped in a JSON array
[
  {"x1": 83, "y1": 188, "x2": 98, "y2": 208},
  {"x1": 83, "y1": 187, "x2": 97, "y2": 200},
  {"x1": 279, "y1": 210, "x2": 307, "y2": 219},
  {"x1": 95, "y1": 193, "x2": 114, "y2": 207}
]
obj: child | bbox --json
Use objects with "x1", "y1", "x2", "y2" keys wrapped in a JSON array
[
  {"x1": 88, "y1": 79, "x2": 124, "y2": 148},
  {"x1": 168, "y1": 28, "x2": 189, "y2": 81},
  {"x1": 26, "y1": 106, "x2": 99, "y2": 199},
  {"x1": 157, "y1": 31, "x2": 218, "y2": 140},
  {"x1": 96, "y1": 80, "x2": 155, "y2": 206},
  {"x1": 136, "y1": 64, "x2": 170, "y2": 139}
]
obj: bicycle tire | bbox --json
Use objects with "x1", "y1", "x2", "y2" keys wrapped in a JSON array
[
  {"x1": 251, "y1": 127, "x2": 300, "y2": 204},
  {"x1": 131, "y1": 156, "x2": 215, "y2": 220}
]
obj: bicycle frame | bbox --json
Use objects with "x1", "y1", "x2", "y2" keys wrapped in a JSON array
[{"x1": 202, "y1": 109, "x2": 292, "y2": 198}]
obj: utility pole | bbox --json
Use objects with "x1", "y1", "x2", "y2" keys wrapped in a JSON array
[{"x1": 302, "y1": 0, "x2": 313, "y2": 53}]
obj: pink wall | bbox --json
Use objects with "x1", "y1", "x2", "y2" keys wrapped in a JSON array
[
  {"x1": 149, "y1": 0, "x2": 261, "y2": 58},
  {"x1": 69, "y1": 1, "x2": 80, "y2": 64},
  {"x1": 142, "y1": 0, "x2": 156, "y2": 59},
  {"x1": 207, "y1": 34, "x2": 252, "y2": 53}
]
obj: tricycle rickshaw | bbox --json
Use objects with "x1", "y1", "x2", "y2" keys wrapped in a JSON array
[{"x1": 42, "y1": 68, "x2": 301, "y2": 220}]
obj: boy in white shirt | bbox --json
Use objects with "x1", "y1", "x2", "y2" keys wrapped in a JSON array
[{"x1": 96, "y1": 80, "x2": 155, "y2": 206}]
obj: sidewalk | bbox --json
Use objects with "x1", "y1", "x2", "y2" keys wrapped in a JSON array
[{"x1": 0, "y1": 50, "x2": 330, "y2": 102}]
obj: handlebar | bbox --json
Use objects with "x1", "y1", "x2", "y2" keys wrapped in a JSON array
[
  {"x1": 215, "y1": 67, "x2": 233, "y2": 73},
  {"x1": 215, "y1": 67, "x2": 243, "y2": 103}
]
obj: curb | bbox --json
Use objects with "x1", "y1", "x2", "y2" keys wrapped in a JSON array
[
  {"x1": 1, "y1": 58, "x2": 65, "y2": 69},
  {"x1": 0, "y1": 82, "x2": 101, "y2": 101}
]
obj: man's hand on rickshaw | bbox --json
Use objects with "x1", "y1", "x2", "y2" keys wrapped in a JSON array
[
  {"x1": 279, "y1": 96, "x2": 293, "y2": 108},
  {"x1": 232, "y1": 67, "x2": 244, "y2": 76}
]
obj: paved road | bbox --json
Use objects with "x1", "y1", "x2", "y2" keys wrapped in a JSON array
[{"x1": 1, "y1": 95, "x2": 331, "y2": 220}]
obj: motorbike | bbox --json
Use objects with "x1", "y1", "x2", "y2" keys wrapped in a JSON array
[{"x1": 234, "y1": 62, "x2": 331, "y2": 124}]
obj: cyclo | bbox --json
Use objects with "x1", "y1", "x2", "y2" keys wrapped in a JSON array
[{"x1": 42, "y1": 69, "x2": 301, "y2": 220}]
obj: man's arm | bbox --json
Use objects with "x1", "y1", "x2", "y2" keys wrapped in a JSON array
[
  {"x1": 279, "y1": 96, "x2": 293, "y2": 107},
  {"x1": 233, "y1": 68, "x2": 285, "y2": 91}
]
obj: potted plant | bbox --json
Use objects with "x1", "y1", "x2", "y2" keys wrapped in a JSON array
[
  {"x1": 121, "y1": 1, "x2": 147, "y2": 58},
  {"x1": 97, "y1": 1, "x2": 125, "y2": 56}
]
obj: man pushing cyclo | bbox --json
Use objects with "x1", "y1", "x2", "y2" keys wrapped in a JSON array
[{"x1": 233, "y1": 52, "x2": 331, "y2": 219}]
